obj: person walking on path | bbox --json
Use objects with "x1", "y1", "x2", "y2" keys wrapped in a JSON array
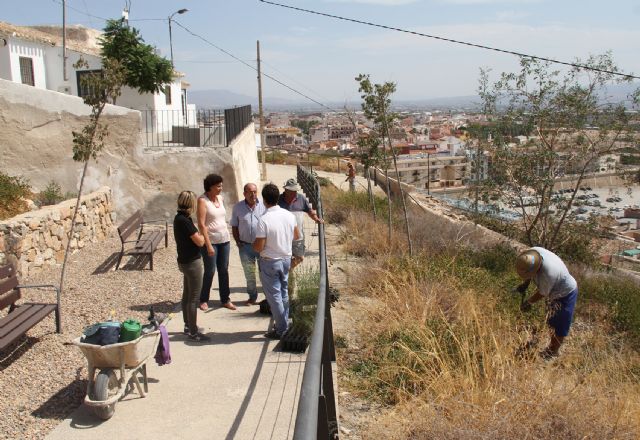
[
  {"x1": 231, "y1": 183, "x2": 266, "y2": 306},
  {"x1": 345, "y1": 162, "x2": 356, "y2": 192},
  {"x1": 173, "y1": 191, "x2": 210, "y2": 342},
  {"x1": 278, "y1": 178, "x2": 323, "y2": 269},
  {"x1": 253, "y1": 183, "x2": 300, "y2": 339},
  {"x1": 516, "y1": 247, "x2": 578, "y2": 358},
  {"x1": 197, "y1": 174, "x2": 235, "y2": 311}
]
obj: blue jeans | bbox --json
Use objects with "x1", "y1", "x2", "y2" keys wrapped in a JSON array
[
  {"x1": 239, "y1": 242, "x2": 260, "y2": 301},
  {"x1": 200, "y1": 242, "x2": 230, "y2": 304},
  {"x1": 259, "y1": 257, "x2": 291, "y2": 336},
  {"x1": 547, "y1": 288, "x2": 578, "y2": 337}
]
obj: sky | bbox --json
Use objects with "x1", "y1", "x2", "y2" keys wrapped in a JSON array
[{"x1": 4, "y1": 0, "x2": 640, "y2": 106}]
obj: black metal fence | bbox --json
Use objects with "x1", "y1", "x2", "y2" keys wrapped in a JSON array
[
  {"x1": 294, "y1": 164, "x2": 339, "y2": 440},
  {"x1": 141, "y1": 105, "x2": 252, "y2": 148},
  {"x1": 225, "y1": 105, "x2": 252, "y2": 147}
]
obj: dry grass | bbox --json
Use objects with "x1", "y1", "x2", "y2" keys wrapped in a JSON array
[{"x1": 324, "y1": 187, "x2": 640, "y2": 439}]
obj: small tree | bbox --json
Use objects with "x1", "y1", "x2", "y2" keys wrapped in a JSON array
[
  {"x1": 356, "y1": 74, "x2": 413, "y2": 255},
  {"x1": 473, "y1": 54, "x2": 639, "y2": 255},
  {"x1": 100, "y1": 19, "x2": 174, "y2": 99},
  {"x1": 58, "y1": 57, "x2": 126, "y2": 300}
]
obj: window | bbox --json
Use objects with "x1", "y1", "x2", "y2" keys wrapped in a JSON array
[
  {"x1": 76, "y1": 69, "x2": 103, "y2": 98},
  {"x1": 164, "y1": 85, "x2": 172, "y2": 105},
  {"x1": 19, "y1": 57, "x2": 34, "y2": 86}
]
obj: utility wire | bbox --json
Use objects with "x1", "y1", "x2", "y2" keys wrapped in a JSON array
[
  {"x1": 172, "y1": 20, "x2": 341, "y2": 112},
  {"x1": 259, "y1": 0, "x2": 640, "y2": 81},
  {"x1": 261, "y1": 59, "x2": 333, "y2": 105}
]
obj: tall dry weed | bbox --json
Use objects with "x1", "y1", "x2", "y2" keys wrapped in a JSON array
[
  {"x1": 322, "y1": 182, "x2": 640, "y2": 438},
  {"x1": 343, "y1": 258, "x2": 640, "y2": 439}
]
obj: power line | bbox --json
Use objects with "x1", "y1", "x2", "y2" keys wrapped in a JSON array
[
  {"x1": 171, "y1": 20, "x2": 341, "y2": 112},
  {"x1": 259, "y1": 0, "x2": 640, "y2": 81},
  {"x1": 51, "y1": 0, "x2": 107, "y2": 21},
  {"x1": 261, "y1": 59, "x2": 333, "y2": 105}
]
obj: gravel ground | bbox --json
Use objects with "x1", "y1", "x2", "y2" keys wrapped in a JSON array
[{"x1": 0, "y1": 229, "x2": 183, "y2": 440}]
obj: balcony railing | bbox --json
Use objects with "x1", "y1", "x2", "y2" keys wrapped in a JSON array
[
  {"x1": 294, "y1": 164, "x2": 340, "y2": 440},
  {"x1": 141, "y1": 105, "x2": 252, "y2": 148}
]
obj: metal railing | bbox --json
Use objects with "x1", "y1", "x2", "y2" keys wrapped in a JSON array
[
  {"x1": 225, "y1": 105, "x2": 252, "y2": 147},
  {"x1": 294, "y1": 164, "x2": 339, "y2": 440},
  {"x1": 141, "y1": 105, "x2": 252, "y2": 148}
]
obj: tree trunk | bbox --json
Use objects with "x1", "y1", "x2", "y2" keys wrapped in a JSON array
[
  {"x1": 384, "y1": 118, "x2": 413, "y2": 256},
  {"x1": 58, "y1": 160, "x2": 89, "y2": 302}
]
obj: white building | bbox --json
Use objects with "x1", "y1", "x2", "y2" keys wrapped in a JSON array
[{"x1": 0, "y1": 22, "x2": 193, "y2": 136}]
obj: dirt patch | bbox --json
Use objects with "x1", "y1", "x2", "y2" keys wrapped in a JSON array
[{"x1": 325, "y1": 224, "x2": 386, "y2": 438}]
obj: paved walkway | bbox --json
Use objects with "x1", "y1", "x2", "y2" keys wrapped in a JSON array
[{"x1": 47, "y1": 164, "x2": 326, "y2": 440}]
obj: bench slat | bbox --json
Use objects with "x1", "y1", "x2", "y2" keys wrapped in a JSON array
[
  {"x1": 0, "y1": 303, "x2": 56, "y2": 350},
  {"x1": 118, "y1": 211, "x2": 143, "y2": 241},
  {"x1": 0, "y1": 276, "x2": 20, "y2": 310},
  {"x1": 128, "y1": 231, "x2": 164, "y2": 255},
  {"x1": 0, "y1": 265, "x2": 15, "y2": 279},
  {"x1": 0, "y1": 289, "x2": 21, "y2": 311}
]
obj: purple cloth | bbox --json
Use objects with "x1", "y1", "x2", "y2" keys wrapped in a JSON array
[{"x1": 154, "y1": 325, "x2": 171, "y2": 366}]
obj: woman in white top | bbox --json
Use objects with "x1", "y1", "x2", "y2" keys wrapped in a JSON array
[{"x1": 197, "y1": 174, "x2": 235, "y2": 311}]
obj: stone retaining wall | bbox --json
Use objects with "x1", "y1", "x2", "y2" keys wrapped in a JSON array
[{"x1": 0, "y1": 187, "x2": 114, "y2": 276}]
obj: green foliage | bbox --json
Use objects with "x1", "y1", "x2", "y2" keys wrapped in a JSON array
[
  {"x1": 620, "y1": 155, "x2": 640, "y2": 165},
  {"x1": 290, "y1": 267, "x2": 320, "y2": 336},
  {"x1": 291, "y1": 119, "x2": 319, "y2": 136},
  {"x1": 72, "y1": 57, "x2": 126, "y2": 162},
  {"x1": 0, "y1": 172, "x2": 31, "y2": 219},
  {"x1": 472, "y1": 54, "x2": 639, "y2": 251},
  {"x1": 579, "y1": 274, "x2": 640, "y2": 342},
  {"x1": 100, "y1": 19, "x2": 174, "y2": 95},
  {"x1": 37, "y1": 180, "x2": 64, "y2": 206},
  {"x1": 324, "y1": 186, "x2": 388, "y2": 224}
]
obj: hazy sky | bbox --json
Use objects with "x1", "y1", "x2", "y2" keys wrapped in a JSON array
[{"x1": 4, "y1": 0, "x2": 640, "y2": 105}]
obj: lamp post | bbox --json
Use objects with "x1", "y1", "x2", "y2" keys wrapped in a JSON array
[{"x1": 168, "y1": 8, "x2": 188, "y2": 68}]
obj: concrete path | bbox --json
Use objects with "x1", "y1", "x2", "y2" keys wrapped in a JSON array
[{"x1": 47, "y1": 164, "x2": 326, "y2": 440}]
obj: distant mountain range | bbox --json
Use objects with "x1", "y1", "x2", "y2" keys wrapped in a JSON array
[{"x1": 189, "y1": 82, "x2": 639, "y2": 113}]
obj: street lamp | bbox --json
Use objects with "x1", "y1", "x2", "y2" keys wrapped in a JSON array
[{"x1": 168, "y1": 8, "x2": 188, "y2": 68}]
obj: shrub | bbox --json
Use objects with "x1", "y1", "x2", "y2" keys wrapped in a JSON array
[
  {"x1": 289, "y1": 267, "x2": 320, "y2": 336},
  {"x1": 0, "y1": 172, "x2": 31, "y2": 219},
  {"x1": 37, "y1": 180, "x2": 64, "y2": 206},
  {"x1": 579, "y1": 273, "x2": 640, "y2": 343}
]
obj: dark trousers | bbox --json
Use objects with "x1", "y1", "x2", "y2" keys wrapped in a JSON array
[
  {"x1": 200, "y1": 242, "x2": 231, "y2": 304},
  {"x1": 179, "y1": 258, "x2": 203, "y2": 335}
]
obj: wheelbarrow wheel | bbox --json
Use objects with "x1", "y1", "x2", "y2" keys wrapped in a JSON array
[{"x1": 92, "y1": 368, "x2": 118, "y2": 420}]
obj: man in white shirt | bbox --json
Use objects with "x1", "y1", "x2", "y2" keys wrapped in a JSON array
[
  {"x1": 253, "y1": 183, "x2": 300, "y2": 339},
  {"x1": 516, "y1": 247, "x2": 579, "y2": 358}
]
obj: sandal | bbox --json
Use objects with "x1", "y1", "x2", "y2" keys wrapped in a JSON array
[{"x1": 199, "y1": 302, "x2": 209, "y2": 311}]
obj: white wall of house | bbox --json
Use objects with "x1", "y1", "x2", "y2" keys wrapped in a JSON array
[
  {"x1": 3, "y1": 39, "x2": 47, "y2": 89},
  {"x1": 0, "y1": 41, "x2": 11, "y2": 80},
  {"x1": 43, "y1": 47, "x2": 102, "y2": 95}
]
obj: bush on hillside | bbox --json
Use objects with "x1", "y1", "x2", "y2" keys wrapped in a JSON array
[
  {"x1": 0, "y1": 172, "x2": 31, "y2": 220},
  {"x1": 37, "y1": 180, "x2": 64, "y2": 207}
]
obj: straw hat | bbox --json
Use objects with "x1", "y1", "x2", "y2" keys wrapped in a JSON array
[{"x1": 516, "y1": 249, "x2": 542, "y2": 279}]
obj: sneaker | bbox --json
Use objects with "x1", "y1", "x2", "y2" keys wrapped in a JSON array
[
  {"x1": 264, "y1": 330, "x2": 281, "y2": 340},
  {"x1": 189, "y1": 332, "x2": 211, "y2": 342}
]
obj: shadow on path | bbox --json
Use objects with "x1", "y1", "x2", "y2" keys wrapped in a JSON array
[{"x1": 225, "y1": 327, "x2": 272, "y2": 440}]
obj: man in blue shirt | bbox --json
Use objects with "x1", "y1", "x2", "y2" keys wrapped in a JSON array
[{"x1": 231, "y1": 183, "x2": 266, "y2": 305}]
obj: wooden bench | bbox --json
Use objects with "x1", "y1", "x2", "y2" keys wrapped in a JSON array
[
  {"x1": 0, "y1": 264, "x2": 61, "y2": 352},
  {"x1": 116, "y1": 210, "x2": 168, "y2": 271}
]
